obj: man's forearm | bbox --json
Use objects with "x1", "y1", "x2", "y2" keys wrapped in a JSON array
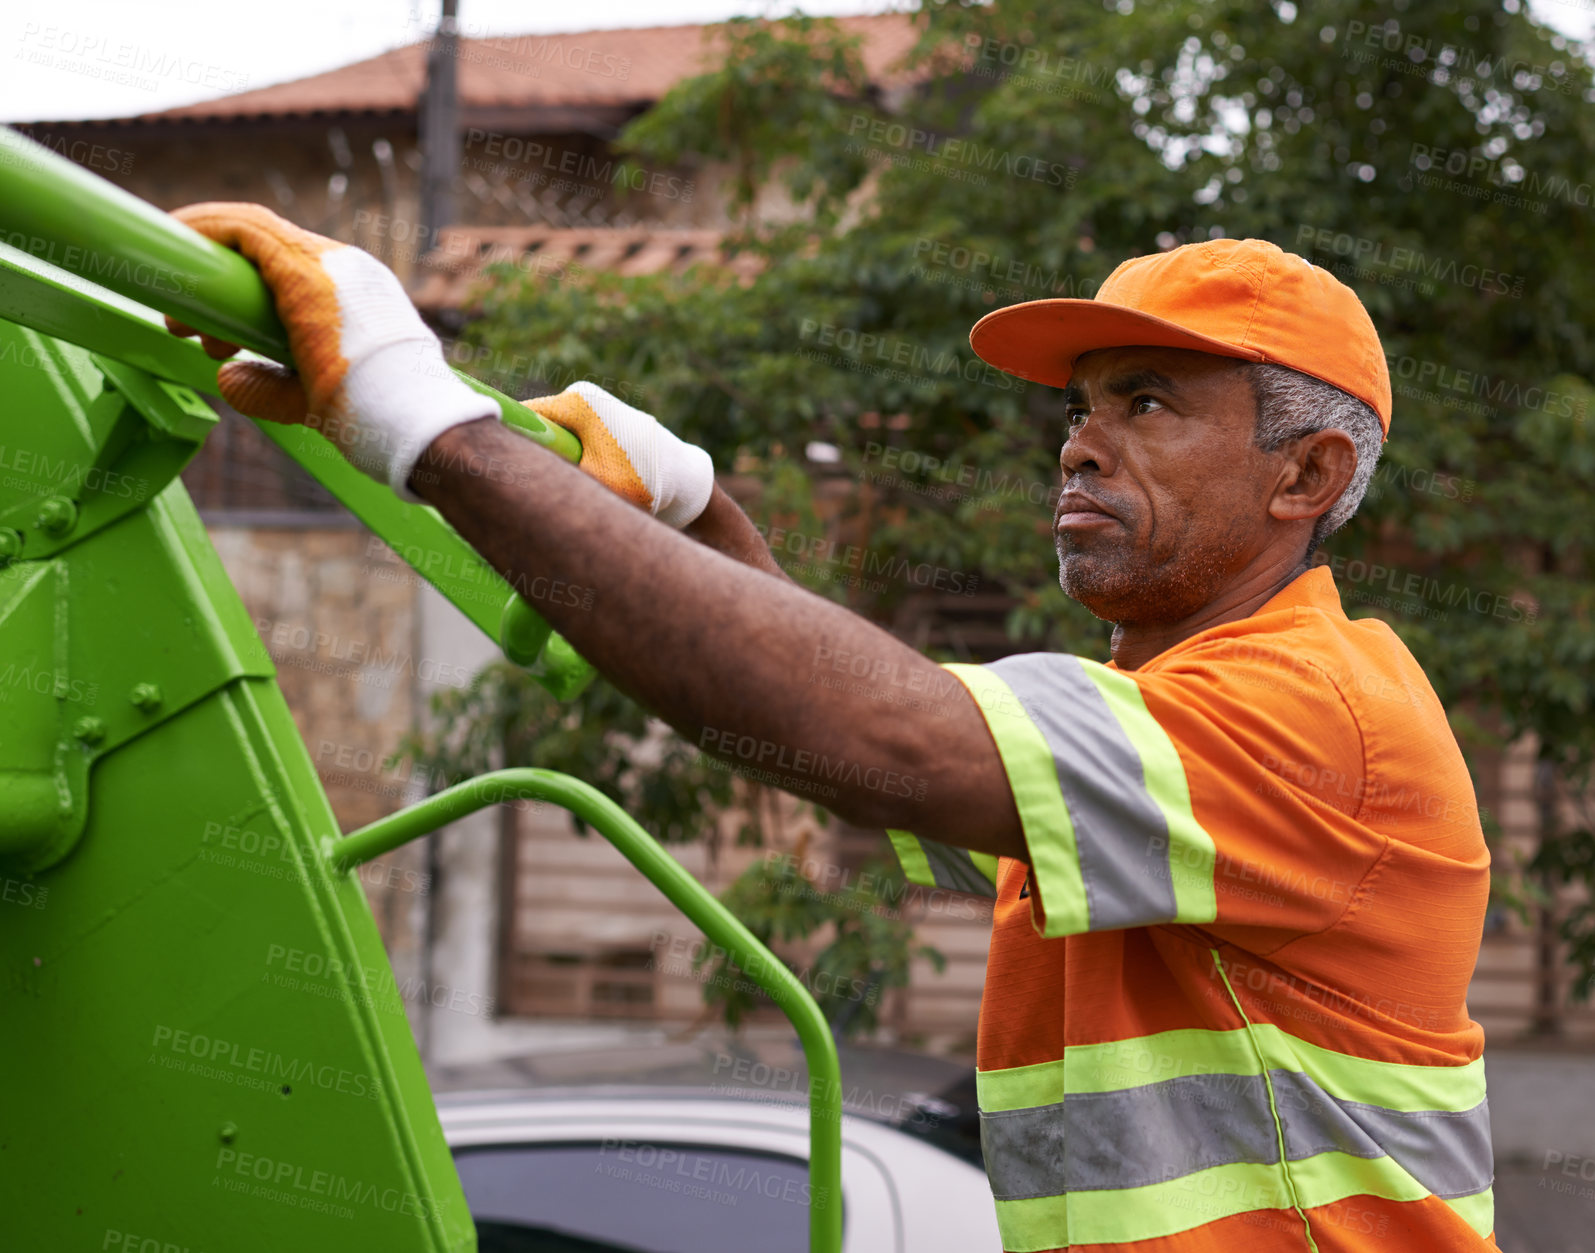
[
  {"x1": 411, "y1": 419, "x2": 1022, "y2": 857},
  {"x1": 683, "y1": 483, "x2": 790, "y2": 580}
]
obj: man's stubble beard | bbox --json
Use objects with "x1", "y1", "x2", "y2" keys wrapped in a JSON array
[{"x1": 1056, "y1": 520, "x2": 1251, "y2": 627}]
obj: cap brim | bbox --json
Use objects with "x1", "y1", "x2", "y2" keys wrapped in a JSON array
[{"x1": 969, "y1": 299, "x2": 1268, "y2": 389}]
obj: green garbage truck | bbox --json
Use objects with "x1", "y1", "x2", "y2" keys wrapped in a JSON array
[{"x1": 0, "y1": 126, "x2": 843, "y2": 1253}]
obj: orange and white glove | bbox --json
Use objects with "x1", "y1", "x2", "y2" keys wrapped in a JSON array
[
  {"x1": 167, "y1": 202, "x2": 497, "y2": 500},
  {"x1": 523, "y1": 382, "x2": 714, "y2": 529}
]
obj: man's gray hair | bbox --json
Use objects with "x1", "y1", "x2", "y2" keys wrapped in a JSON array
[{"x1": 1248, "y1": 363, "x2": 1383, "y2": 554}]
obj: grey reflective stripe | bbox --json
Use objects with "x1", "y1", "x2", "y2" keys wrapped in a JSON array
[
  {"x1": 1270, "y1": 1071, "x2": 1494, "y2": 1199},
  {"x1": 919, "y1": 839, "x2": 998, "y2": 898},
  {"x1": 987, "y1": 653, "x2": 1174, "y2": 929},
  {"x1": 982, "y1": 1072, "x2": 1279, "y2": 1199},
  {"x1": 980, "y1": 1070, "x2": 1495, "y2": 1201},
  {"x1": 980, "y1": 1101, "x2": 1070, "y2": 1201},
  {"x1": 1289, "y1": 1087, "x2": 1494, "y2": 1200},
  {"x1": 1341, "y1": 1096, "x2": 1493, "y2": 1199}
]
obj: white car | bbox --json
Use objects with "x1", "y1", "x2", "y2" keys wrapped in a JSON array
[{"x1": 432, "y1": 1041, "x2": 1003, "y2": 1253}]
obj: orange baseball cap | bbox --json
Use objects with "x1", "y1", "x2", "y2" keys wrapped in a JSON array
[{"x1": 968, "y1": 237, "x2": 1393, "y2": 436}]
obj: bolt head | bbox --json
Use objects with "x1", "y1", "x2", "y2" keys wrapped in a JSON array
[
  {"x1": 0, "y1": 529, "x2": 21, "y2": 564},
  {"x1": 36, "y1": 496, "x2": 78, "y2": 535},
  {"x1": 130, "y1": 683, "x2": 163, "y2": 713},
  {"x1": 73, "y1": 717, "x2": 106, "y2": 745}
]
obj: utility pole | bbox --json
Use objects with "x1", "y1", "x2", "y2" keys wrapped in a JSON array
[
  {"x1": 418, "y1": 0, "x2": 460, "y2": 267},
  {"x1": 416, "y1": 2, "x2": 461, "y2": 1057}
]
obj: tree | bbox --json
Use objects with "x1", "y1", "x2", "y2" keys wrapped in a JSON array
[
  {"x1": 432, "y1": 1, "x2": 1595, "y2": 1030},
  {"x1": 396, "y1": 662, "x2": 942, "y2": 1037}
]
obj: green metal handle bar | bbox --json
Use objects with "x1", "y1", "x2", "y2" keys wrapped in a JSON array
[
  {"x1": 327, "y1": 768, "x2": 845, "y2": 1253},
  {"x1": 0, "y1": 126, "x2": 595, "y2": 695},
  {"x1": 0, "y1": 126, "x2": 578, "y2": 458}
]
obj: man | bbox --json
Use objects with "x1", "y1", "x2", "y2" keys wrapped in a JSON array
[{"x1": 168, "y1": 206, "x2": 1494, "y2": 1252}]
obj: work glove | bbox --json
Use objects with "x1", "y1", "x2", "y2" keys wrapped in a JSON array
[
  {"x1": 165, "y1": 202, "x2": 497, "y2": 500},
  {"x1": 522, "y1": 382, "x2": 714, "y2": 529}
]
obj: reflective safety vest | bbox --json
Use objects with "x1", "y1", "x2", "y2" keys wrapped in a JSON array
[{"x1": 889, "y1": 567, "x2": 1495, "y2": 1252}]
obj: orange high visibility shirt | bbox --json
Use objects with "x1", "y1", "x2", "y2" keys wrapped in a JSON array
[{"x1": 889, "y1": 566, "x2": 1495, "y2": 1252}]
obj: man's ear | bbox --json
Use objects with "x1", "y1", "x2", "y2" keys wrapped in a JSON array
[{"x1": 1266, "y1": 429, "x2": 1358, "y2": 525}]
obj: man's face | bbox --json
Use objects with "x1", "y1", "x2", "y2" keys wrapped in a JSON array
[{"x1": 1053, "y1": 345, "x2": 1281, "y2": 625}]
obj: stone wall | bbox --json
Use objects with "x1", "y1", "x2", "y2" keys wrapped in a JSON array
[{"x1": 204, "y1": 520, "x2": 432, "y2": 1015}]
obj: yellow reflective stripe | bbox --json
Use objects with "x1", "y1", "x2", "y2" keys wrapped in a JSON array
[
  {"x1": 1079, "y1": 659, "x2": 1217, "y2": 924},
  {"x1": 992, "y1": 1152, "x2": 1440, "y2": 1250},
  {"x1": 1296, "y1": 1150, "x2": 1432, "y2": 1206},
  {"x1": 1291, "y1": 1150, "x2": 1432, "y2": 1215},
  {"x1": 978, "y1": 1028, "x2": 1257, "y2": 1111},
  {"x1": 969, "y1": 848, "x2": 999, "y2": 884},
  {"x1": 1253, "y1": 1023, "x2": 1487, "y2": 1112},
  {"x1": 1062, "y1": 1027, "x2": 1260, "y2": 1094},
  {"x1": 944, "y1": 662, "x2": 1088, "y2": 933},
  {"x1": 976, "y1": 1056, "x2": 1068, "y2": 1113},
  {"x1": 1443, "y1": 1186, "x2": 1495, "y2": 1237},
  {"x1": 885, "y1": 829, "x2": 934, "y2": 888},
  {"x1": 992, "y1": 1160, "x2": 1290, "y2": 1249},
  {"x1": 977, "y1": 1025, "x2": 1485, "y2": 1113},
  {"x1": 988, "y1": 1193, "x2": 1074, "y2": 1253}
]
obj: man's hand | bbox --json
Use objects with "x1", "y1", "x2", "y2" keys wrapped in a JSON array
[
  {"x1": 165, "y1": 202, "x2": 496, "y2": 499},
  {"x1": 525, "y1": 384, "x2": 789, "y2": 579},
  {"x1": 522, "y1": 383, "x2": 713, "y2": 529}
]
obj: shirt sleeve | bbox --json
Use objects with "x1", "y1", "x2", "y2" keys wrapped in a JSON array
[
  {"x1": 885, "y1": 827, "x2": 1001, "y2": 899},
  {"x1": 886, "y1": 649, "x2": 1386, "y2": 945}
]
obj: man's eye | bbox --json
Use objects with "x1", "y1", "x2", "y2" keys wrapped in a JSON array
[
  {"x1": 1131, "y1": 394, "x2": 1160, "y2": 415},
  {"x1": 1065, "y1": 408, "x2": 1089, "y2": 428}
]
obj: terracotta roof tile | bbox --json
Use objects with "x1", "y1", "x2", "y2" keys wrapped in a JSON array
[
  {"x1": 409, "y1": 225, "x2": 763, "y2": 314},
  {"x1": 64, "y1": 14, "x2": 919, "y2": 127}
]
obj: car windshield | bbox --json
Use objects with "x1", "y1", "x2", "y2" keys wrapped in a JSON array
[{"x1": 456, "y1": 1140, "x2": 818, "y2": 1253}]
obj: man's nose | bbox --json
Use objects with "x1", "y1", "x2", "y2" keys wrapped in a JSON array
[{"x1": 1059, "y1": 419, "x2": 1116, "y2": 478}]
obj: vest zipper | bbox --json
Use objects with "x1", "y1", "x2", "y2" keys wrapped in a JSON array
[{"x1": 1211, "y1": 947, "x2": 1322, "y2": 1253}]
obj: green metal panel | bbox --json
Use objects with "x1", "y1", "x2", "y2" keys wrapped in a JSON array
[
  {"x1": 0, "y1": 324, "x2": 472, "y2": 1248},
  {"x1": 3, "y1": 674, "x2": 475, "y2": 1249},
  {"x1": 0, "y1": 319, "x2": 232, "y2": 870}
]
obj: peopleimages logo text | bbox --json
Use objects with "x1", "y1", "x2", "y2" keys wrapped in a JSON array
[{"x1": 845, "y1": 115, "x2": 1074, "y2": 187}]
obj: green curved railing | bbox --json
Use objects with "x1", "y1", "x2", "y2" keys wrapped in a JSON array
[{"x1": 327, "y1": 769, "x2": 845, "y2": 1253}]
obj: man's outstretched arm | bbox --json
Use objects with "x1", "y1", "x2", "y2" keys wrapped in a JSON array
[
  {"x1": 410, "y1": 418, "x2": 1023, "y2": 856},
  {"x1": 163, "y1": 200, "x2": 1021, "y2": 858}
]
